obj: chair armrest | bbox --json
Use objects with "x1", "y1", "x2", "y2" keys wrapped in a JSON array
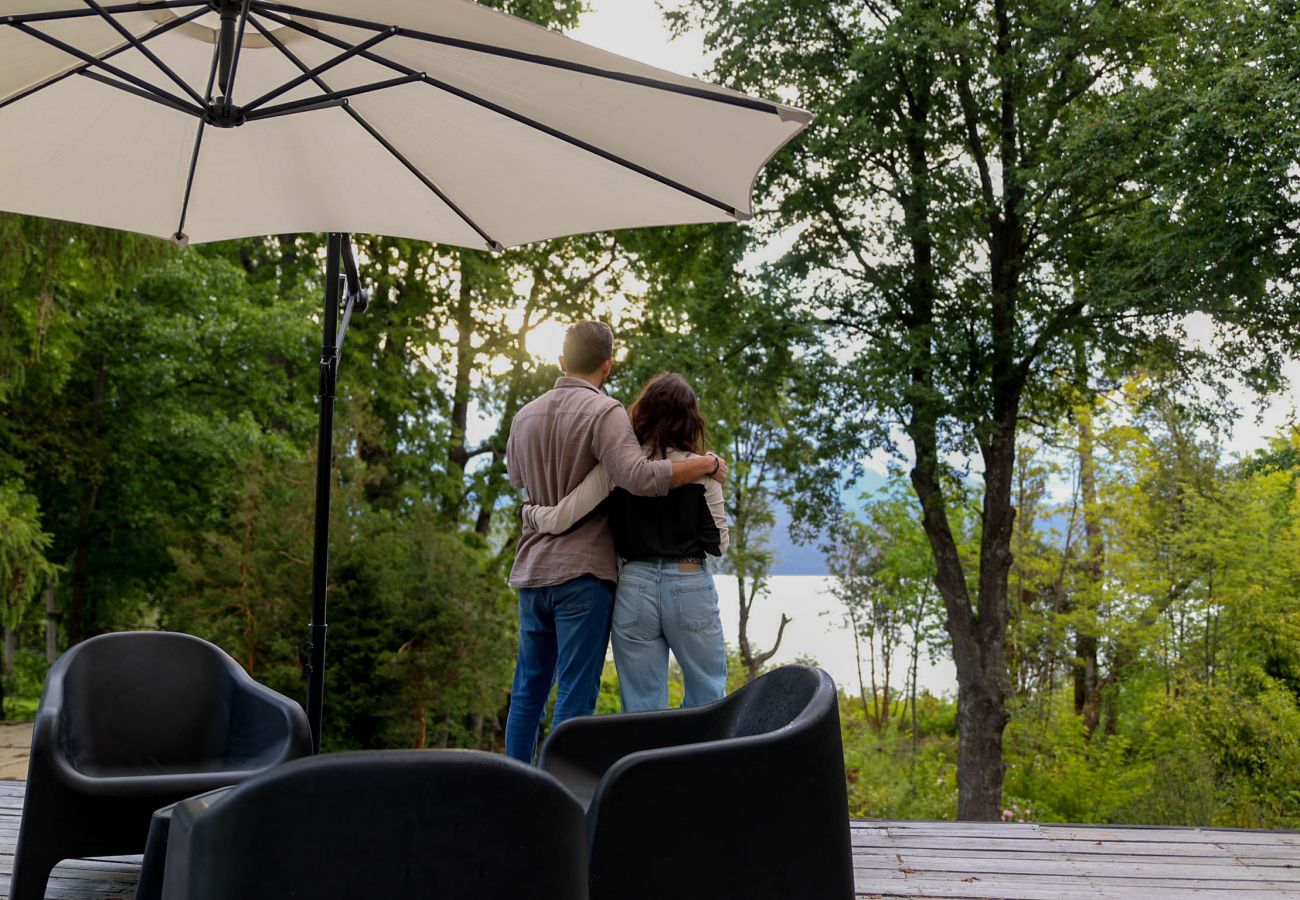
[
  {"x1": 228, "y1": 679, "x2": 312, "y2": 766},
  {"x1": 541, "y1": 706, "x2": 720, "y2": 772},
  {"x1": 538, "y1": 706, "x2": 721, "y2": 808}
]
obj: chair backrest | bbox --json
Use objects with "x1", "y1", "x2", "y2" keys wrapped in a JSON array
[
  {"x1": 586, "y1": 666, "x2": 853, "y2": 900},
  {"x1": 725, "y1": 664, "x2": 828, "y2": 738},
  {"x1": 57, "y1": 632, "x2": 238, "y2": 773},
  {"x1": 164, "y1": 750, "x2": 589, "y2": 900}
]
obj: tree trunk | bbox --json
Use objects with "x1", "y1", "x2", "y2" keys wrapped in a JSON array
[
  {"x1": 68, "y1": 481, "x2": 98, "y2": 647},
  {"x1": 954, "y1": 645, "x2": 1010, "y2": 821},
  {"x1": 849, "y1": 605, "x2": 871, "y2": 721},
  {"x1": 910, "y1": 645, "x2": 919, "y2": 751},
  {"x1": 737, "y1": 572, "x2": 790, "y2": 683},
  {"x1": 69, "y1": 358, "x2": 109, "y2": 646},
  {"x1": 445, "y1": 253, "x2": 477, "y2": 523},
  {"x1": 1075, "y1": 400, "x2": 1105, "y2": 734},
  {"x1": 867, "y1": 626, "x2": 879, "y2": 728},
  {"x1": 45, "y1": 586, "x2": 58, "y2": 663}
]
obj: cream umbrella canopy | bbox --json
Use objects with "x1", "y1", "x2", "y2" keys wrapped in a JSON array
[{"x1": 0, "y1": 0, "x2": 810, "y2": 748}]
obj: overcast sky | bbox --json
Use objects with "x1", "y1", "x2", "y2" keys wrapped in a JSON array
[{"x1": 571, "y1": 0, "x2": 710, "y2": 77}]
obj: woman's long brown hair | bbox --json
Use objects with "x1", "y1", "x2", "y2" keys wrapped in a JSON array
[{"x1": 628, "y1": 372, "x2": 708, "y2": 459}]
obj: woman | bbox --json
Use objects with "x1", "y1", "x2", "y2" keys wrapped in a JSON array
[{"x1": 522, "y1": 372, "x2": 729, "y2": 712}]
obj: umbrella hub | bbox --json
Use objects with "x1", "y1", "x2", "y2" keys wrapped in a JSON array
[
  {"x1": 204, "y1": 102, "x2": 245, "y2": 128},
  {"x1": 209, "y1": 0, "x2": 247, "y2": 127}
]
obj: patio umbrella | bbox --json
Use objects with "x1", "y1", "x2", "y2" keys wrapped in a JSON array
[{"x1": 0, "y1": 0, "x2": 810, "y2": 750}]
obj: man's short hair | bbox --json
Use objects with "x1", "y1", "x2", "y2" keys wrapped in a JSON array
[{"x1": 563, "y1": 321, "x2": 614, "y2": 375}]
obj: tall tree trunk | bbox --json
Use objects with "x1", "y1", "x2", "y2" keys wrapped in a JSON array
[
  {"x1": 1075, "y1": 400, "x2": 1105, "y2": 734},
  {"x1": 737, "y1": 569, "x2": 790, "y2": 684},
  {"x1": 45, "y1": 586, "x2": 58, "y2": 663},
  {"x1": 867, "y1": 626, "x2": 879, "y2": 728},
  {"x1": 68, "y1": 480, "x2": 99, "y2": 647},
  {"x1": 445, "y1": 253, "x2": 477, "y2": 523},
  {"x1": 902, "y1": 63, "x2": 1014, "y2": 819},
  {"x1": 732, "y1": 464, "x2": 789, "y2": 683},
  {"x1": 909, "y1": 632, "x2": 920, "y2": 751},
  {"x1": 849, "y1": 605, "x2": 871, "y2": 721},
  {"x1": 69, "y1": 357, "x2": 109, "y2": 646}
]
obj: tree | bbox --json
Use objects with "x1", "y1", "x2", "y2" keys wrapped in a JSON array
[{"x1": 674, "y1": 0, "x2": 1300, "y2": 818}]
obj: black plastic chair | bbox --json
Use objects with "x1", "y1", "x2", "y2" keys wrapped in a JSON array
[
  {"x1": 11, "y1": 631, "x2": 311, "y2": 900},
  {"x1": 539, "y1": 664, "x2": 855, "y2": 900},
  {"x1": 158, "y1": 750, "x2": 589, "y2": 900}
]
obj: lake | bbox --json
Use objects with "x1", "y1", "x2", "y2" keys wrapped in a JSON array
[{"x1": 711, "y1": 574, "x2": 958, "y2": 698}]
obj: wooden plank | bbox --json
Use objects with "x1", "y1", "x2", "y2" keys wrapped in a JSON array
[
  {"x1": 879, "y1": 869, "x2": 1300, "y2": 890},
  {"x1": 853, "y1": 820, "x2": 1300, "y2": 844},
  {"x1": 851, "y1": 833, "x2": 1300, "y2": 858},
  {"x1": 857, "y1": 881, "x2": 1296, "y2": 899},
  {"x1": 852, "y1": 845, "x2": 1299, "y2": 868},
  {"x1": 1041, "y1": 825, "x2": 1300, "y2": 846},
  {"x1": 852, "y1": 854, "x2": 1300, "y2": 884}
]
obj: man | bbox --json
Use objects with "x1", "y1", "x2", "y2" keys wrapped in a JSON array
[{"x1": 504, "y1": 321, "x2": 727, "y2": 763}]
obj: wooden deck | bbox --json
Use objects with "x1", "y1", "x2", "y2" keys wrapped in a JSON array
[{"x1": 0, "y1": 780, "x2": 1295, "y2": 899}]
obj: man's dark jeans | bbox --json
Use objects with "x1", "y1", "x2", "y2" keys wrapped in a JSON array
[{"x1": 505, "y1": 574, "x2": 615, "y2": 763}]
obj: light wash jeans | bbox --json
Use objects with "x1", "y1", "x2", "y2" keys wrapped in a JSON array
[
  {"x1": 505, "y1": 574, "x2": 615, "y2": 764},
  {"x1": 612, "y1": 560, "x2": 726, "y2": 712}
]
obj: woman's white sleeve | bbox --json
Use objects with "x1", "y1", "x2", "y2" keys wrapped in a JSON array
[
  {"x1": 706, "y1": 479, "x2": 730, "y2": 555},
  {"x1": 522, "y1": 463, "x2": 615, "y2": 534}
]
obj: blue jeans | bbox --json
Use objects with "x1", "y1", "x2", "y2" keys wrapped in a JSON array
[
  {"x1": 612, "y1": 561, "x2": 727, "y2": 712},
  {"x1": 505, "y1": 574, "x2": 615, "y2": 763}
]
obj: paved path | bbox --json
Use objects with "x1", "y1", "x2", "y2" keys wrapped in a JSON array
[{"x1": 0, "y1": 727, "x2": 29, "y2": 782}]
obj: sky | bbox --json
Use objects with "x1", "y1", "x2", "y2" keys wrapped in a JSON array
[{"x1": 570, "y1": 0, "x2": 710, "y2": 78}]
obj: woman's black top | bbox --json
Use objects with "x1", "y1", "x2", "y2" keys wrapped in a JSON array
[{"x1": 607, "y1": 484, "x2": 724, "y2": 560}]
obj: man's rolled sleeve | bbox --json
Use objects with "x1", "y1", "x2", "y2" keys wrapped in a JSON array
[{"x1": 591, "y1": 405, "x2": 672, "y2": 496}]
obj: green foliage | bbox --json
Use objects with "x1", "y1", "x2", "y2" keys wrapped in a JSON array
[
  {"x1": 827, "y1": 479, "x2": 943, "y2": 730},
  {"x1": 844, "y1": 680, "x2": 1300, "y2": 828},
  {"x1": 840, "y1": 692, "x2": 959, "y2": 820},
  {"x1": 0, "y1": 484, "x2": 58, "y2": 635},
  {"x1": 3, "y1": 647, "x2": 50, "y2": 721}
]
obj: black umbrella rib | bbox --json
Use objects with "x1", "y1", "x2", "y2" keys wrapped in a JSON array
[
  {"x1": 175, "y1": 39, "x2": 224, "y2": 242},
  {"x1": 0, "y1": 7, "x2": 205, "y2": 114},
  {"x1": 247, "y1": 14, "x2": 504, "y2": 252},
  {"x1": 244, "y1": 74, "x2": 422, "y2": 121},
  {"x1": 77, "y1": 69, "x2": 201, "y2": 117},
  {"x1": 250, "y1": 1, "x2": 788, "y2": 119},
  {"x1": 10, "y1": 21, "x2": 205, "y2": 116},
  {"x1": 79, "y1": 0, "x2": 204, "y2": 106},
  {"x1": 240, "y1": 28, "x2": 396, "y2": 114},
  {"x1": 4, "y1": 0, "x2": 206, "y2": 25},
  {"x1": 256, "y1": 12, "x2": 743, "y2": 219}
]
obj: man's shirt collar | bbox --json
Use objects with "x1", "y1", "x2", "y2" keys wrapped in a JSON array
[{"x1": 554, "y1": 375, "x2": 602, "y2": 393}]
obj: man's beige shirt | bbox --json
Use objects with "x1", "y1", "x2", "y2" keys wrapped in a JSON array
[{"x1": 507, "y1": 377, "x2": 673, "y2": 588}]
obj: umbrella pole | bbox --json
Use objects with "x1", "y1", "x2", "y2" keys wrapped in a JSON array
[{"x1": 306, "y1": 233, "x2": 343, "y2": 752}]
